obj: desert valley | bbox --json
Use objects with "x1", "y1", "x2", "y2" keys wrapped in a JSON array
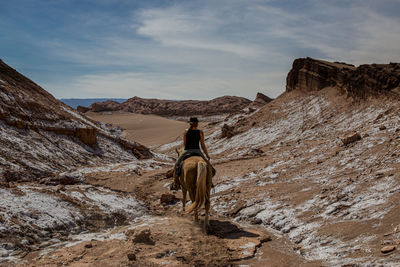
[{"x1": 1, "y1": 57, "x2": 400, "y2": 266}]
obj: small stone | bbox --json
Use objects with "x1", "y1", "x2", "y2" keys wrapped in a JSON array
[
  {"x1": 250, "y1": 217, "x2": 262, "y2": 224},
  {"x1": 84, "y1": 243, "x2": 93, "y2": 248},
  {"x1": 379, "y1": 125, "x2": 387, "y2": 130},
  {"x1": 132, "y1": 229, "x2": 155, "y2": 245},
  {"x1": 250, "y1": 148, "x2": 264, "y2": 154},
  {"x1": 20, "y1": 239, "x2": 30, "y2": 246},
  {"x1": 221, "y1": 124, "x2": 235, "y2": 138},
  {"x1": 341, "y1": 132, "x2": 361, "y2": 145},
  {"x1": 381, "y1": 245, "x2": 396, "y2": 253},
  {"x1": 127, "y1": 253, "x2": 136, "y2": 261},
  {"x1": 160, "y1": 193, "x2": 178, "y2": 205}
]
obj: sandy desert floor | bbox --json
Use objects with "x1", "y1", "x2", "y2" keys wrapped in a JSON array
[{"x1": 86, "y1": 112, "x2": 188, "y2": 147}]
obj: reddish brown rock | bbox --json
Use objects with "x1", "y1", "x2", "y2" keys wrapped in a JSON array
[
  {"x1": 160, "y1": 193, "x2": 178, "y2": 205},
  {"x1": 341, "y1": 132, "x2": 361, "y2": 145},
  {"x1": 381, "y1": 245, "x2": 396, "y2": 253},
  {"x1": 132, "y1": 229, "x2": 155, "y2": 245},
  {"x1": 89, "y1": 100, "x2": 121, "y2": 112},
  {"x1": 77, "y1": 105, "x2": 90, "y2": 113},
  {"x1": 221, "y1": 124, "x2": 235, "y2": 138},
  {"x1": 127, "y1": 253, "x2": 136, "y2": 261}
]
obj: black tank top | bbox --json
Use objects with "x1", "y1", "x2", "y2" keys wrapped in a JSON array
[{"x1": 185, "y1": 129, "x2": 201, "y2": 150}]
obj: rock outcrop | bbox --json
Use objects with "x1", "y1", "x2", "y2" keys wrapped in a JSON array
[
  {"x1": 248, "y1": 92, "x2": 273, "y2": 108},
  {"x1": 77, "y1": 105, "x2": 90, "y2": 113},
  {"x1": 341, "y1": 132, "x2": 361, "y2": 145},
  {"x1": 286, "y1": 57, "x2": 400, "y2": 97},
  {"x1": 83, "y1": 95, "x2": 251, "y2": 116},
  {"x1": 89, "y1": 100, "x2": 121, "y2": 112},
  {"x1": 221, "y1": 124, "x2": 236, "y2": 138},
  {"x1": 0, "y1": 59, "x2": 151, "y2": 181}
]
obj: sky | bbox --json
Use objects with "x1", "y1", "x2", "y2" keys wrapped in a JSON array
[{"x1": 1, "y1": 0, "x2": 400, "y2": 100}]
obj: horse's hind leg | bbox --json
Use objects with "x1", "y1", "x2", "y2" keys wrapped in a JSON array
[
  {"x1": 194, "y1": 208, "x2": 199, "y2": 222},
  {"x1": 181, "y1": 188, "x2": 187, "y2": 213}
]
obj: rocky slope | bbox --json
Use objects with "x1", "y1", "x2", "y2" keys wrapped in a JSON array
[
  {"x1": 156, "y1": 58, "x2": 400, "y2": 266},
  {"x1": 82, "y1": 95, "x2": 252, "y2": 116},
  {"x1": 0, "y1": 59, "x2": 151, "y2": 182}
]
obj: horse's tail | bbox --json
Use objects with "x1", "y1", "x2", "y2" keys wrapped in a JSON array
[{"x1": 185, "y1": 161, "x2": 208, "y2": 214}]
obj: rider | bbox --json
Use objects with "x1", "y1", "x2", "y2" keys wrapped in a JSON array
[{"x1": 173, "y1": 117, "x2": 214, "y2": 188}]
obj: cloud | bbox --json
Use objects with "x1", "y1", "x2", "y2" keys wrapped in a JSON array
[
  {"x1": 15, "y1": 0, "x2": 400, "y2": 99},
  {"x1": 135, "y1": 5, "x2": 265, "y2": 58}
]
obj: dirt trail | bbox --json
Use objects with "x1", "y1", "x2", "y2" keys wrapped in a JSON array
[{"x1": 18, "y1": 164, "x2": 320, "y2": 266}]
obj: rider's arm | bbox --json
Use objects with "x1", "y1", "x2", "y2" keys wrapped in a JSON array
[
  {"x1": 200, "y1": 130, "x2": 210, "y2": 160},
  {"x1": 183, "y1": 130, "x2": 187, "y2": 148}
]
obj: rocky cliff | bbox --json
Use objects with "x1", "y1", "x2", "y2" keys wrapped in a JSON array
[
  {"x1": 0, "y1": 59, "x2": 151, "y2": 181},
  {"x1": 83, "y1": 95, "x2": 251, "y2": 116},
  {"x1": 286, "y1": 57, "x2": 400, "y2": 97}
]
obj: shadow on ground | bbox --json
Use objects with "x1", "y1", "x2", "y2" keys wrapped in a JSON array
[{"x1": 208, "y1": 219, "x2": 259, "y2": 239}]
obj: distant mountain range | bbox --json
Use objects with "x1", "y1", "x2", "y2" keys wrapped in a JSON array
[{"x1": 60, "y1": 98, "x2": 127, "y2": 108}]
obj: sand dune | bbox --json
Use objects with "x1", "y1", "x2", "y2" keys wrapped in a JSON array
[{"x1": 87, "y1": 112, "x2": 188, "y2": 147}]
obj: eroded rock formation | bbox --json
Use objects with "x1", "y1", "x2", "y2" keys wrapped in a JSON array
[
  {"x1": 286, "y1": 57, "x2": 400, "y2": 97},
  {"x1": 84, "y1": 95, "x2": 252, "y2": 116},
  {"x1": 0, "y1": 59, "x2": 151, "y2": 181},
  {"x1": 248, "y1": 92, "x2": 273, "y2": 108}
]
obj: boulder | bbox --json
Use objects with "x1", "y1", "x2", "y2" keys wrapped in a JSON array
[
  {"x1": 127, "y1": 253, "x2": 136, "y2": 261},
  {"x1": 381, "y1": 245, "x2": 396, "y2": 253},
  {"x1": 160, "y1": 193, "x2": 178, "y2": 205},
  {"x1": 77, "y1": 105, "x2": 90, "y2": 113},
  {"x1": 132, "y1": 229, "x2": 155, "y2": 245},
  {"x1": 341, "y1": 132, "x2": 361, "y2": 145},
  {"x1": 221, "y1": 124, "x2": 235, "y2": 138}
]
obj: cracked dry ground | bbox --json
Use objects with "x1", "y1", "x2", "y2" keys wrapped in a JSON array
[{"x1": 21, "y1": 162, "x2": 321, "y2": 267}]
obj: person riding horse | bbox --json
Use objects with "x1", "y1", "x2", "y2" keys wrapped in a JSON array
[{"x1": 173, "y1": 117, "x2": 215, "y2": 189}]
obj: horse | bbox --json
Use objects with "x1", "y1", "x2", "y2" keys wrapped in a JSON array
[{"x1": 175, "y1": 150, "x2": 213, "y2": 233}]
